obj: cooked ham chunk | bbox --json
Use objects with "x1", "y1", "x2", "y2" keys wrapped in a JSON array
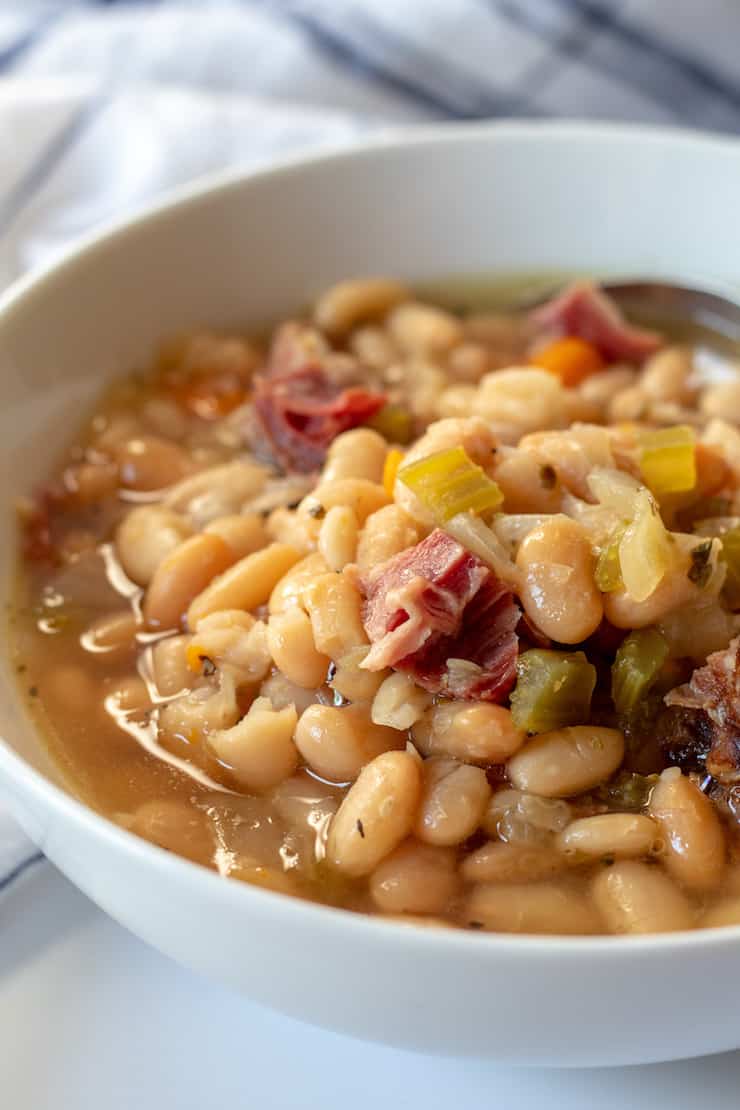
[
  {"x1": 531, "y1": 281, "x2": 663, "y2": 362},
  {"x1": 253, "y1": 367, "x2": 385, "y2": 473},
  {"x1": 360, "y1": 529, "x2": 520, "y2": 702}
]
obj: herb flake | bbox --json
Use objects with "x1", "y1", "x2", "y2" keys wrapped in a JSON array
[
  {"x1": 539, "y1": 464, "x2": 557, "y2": 490},
  {"x1": 688, "y1": 540, "x2": 713, "y2": 588}
]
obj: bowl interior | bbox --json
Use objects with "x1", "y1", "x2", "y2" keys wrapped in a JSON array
[{"x1": 2, "y1": 120, "x2": 740, "y2": 790}]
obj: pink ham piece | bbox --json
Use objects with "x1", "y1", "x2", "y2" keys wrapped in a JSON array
[
  {"x1": 360, "y1": 529, "x2": 520, "y2": 702},
  {"x1": 253, "y1": 367, "x2": 385, "y2": 473},
  {"x1": 531, "y1": 281, "x2": 663, "y2": 362}
]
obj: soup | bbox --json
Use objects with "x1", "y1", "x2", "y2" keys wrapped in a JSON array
[{"x1": 11, "y1": 276, "x2": 740, "y2": 934}]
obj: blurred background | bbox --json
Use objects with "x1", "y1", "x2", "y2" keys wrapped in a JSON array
[{"x1": 1, "y1": 0, "x2": 740, "y2": 288}]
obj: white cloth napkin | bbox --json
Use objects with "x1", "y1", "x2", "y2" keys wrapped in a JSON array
[{"x1": 3, "y1": 0, "x2": 740, "y2": 890}]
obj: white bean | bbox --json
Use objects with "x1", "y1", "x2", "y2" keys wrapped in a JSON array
[
  {"x1": 115, "y1": 505, "x2": 192, "y2": 587},
  {"x1": 356, "y1": 505, "x2": 420, "y2": 572},
  {"x1": 295, "y1": 704, "x2": 402, "y2": 783},
  {"x1": 412, "y1": 702, "x2": 524, "y2": 765},
  {"x1": 268, "y1": 552, "x2": 329, "y2": 615},
  {"x1": 414, "y1": 757, "x2": 491, "y2": 847},
  {"x1": 701, "y1": 897, "x2": 740, "y2": 928},
  {"x1": 151, "y1": 634, "x2": 191, "y2": 697},
  {"x1": 300, "y1": 479, "x2": 390, "y2": 526},
  {"x1": 516, "y1": 516, "x2": 602, "y2": 643},
  {"x1": 507, "y1": 726, "x2": 625, "y2": 798},
  {"x1": 204, "y1": 513, "x2": 268, "y2": 559},
  {"x1": 641, "y1": 346, "x2": 695, "y2": 404},
  {"x1": 318, "y1": 506, "x2": 358, "y2": 572},
  {"x1": 700, "y1": 380, "x2": 740, "y2": 424},
  {"x1": 369, "y1": 840, "x2": 459, "y2": 915},
  {"x1": 460, "y1": 841, "x2": 566, "y2": 883},
  {"x1": 314, "y1": 278, "x2": 408, "y2": 337},
  {"x1": 326, "y1": 751, "x2": 422, "y2": 876},
  {"x1": 144, "y1": 533, "x2": 236, "y2": 630},
  {"x1": 467, "y1": 881, "x2": 602, "y2": 935},
  {"x1": 267, "y1": 608, "x2": 330, "y2": 689},
  {"x1": 648, "y1": 767, "x2": 726, "y2": 892},
  {"x1": 387, "y1": 301, "x2": 463, "y2": 357},
  {"x1": 557, "y1": 813, "x2": 662, "y2": 861},
  {"x1": 330, "y1": 646, "x2": 389, "y2": 703},
  {"x1": 164, "y1": 461, "x2": 268, "y2": 527},
  {"x1": 187, "y1": 543, "x2": 301, "y2": 629},
  {"x1": 371, "y1": 673, "x2": 431, "y2": 730},
  {"x1": 208, "y1": 697, "x2": 298, "y2": 791},
  {"x1": 592, "y1": 861, "x2": 694, "y2": 934},
  {"x1": 302, "y1": 573, "x2": 368, "y2": 659},
  {"x1": 322, "y1": 428, "x2": 388, "y2": 484}
]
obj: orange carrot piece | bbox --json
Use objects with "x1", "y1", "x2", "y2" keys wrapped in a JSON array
[
  {"x1": 383, "y1": 448, "x2": 405, "y2": 496},
  {"x1": 529, "y1": 336, "x2": 605, "y2": 386}
]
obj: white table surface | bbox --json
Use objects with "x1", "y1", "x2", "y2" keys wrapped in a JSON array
[{"x1": 2, "y1": 863, "x2": 739, "y2": 1110}]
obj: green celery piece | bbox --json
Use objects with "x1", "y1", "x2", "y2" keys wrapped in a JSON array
[
  {"x1": 611, "y1": 629, "x2": 669, "y2": 716},
  {"x1": 398, "y1": 446, "x2": 503, "y2": 523},
  {"x1": 510, "y1": 649, "x2": 597, "y2": 734}
]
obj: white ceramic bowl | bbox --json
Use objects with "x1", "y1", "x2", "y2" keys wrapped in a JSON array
[{"x1": 2, "y1": 122, "x2": 740, "y2": 1068}]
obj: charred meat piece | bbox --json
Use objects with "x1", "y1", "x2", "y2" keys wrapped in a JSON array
[{"x1": 664, "y1": 637, "x2": 740, "y2": 782}]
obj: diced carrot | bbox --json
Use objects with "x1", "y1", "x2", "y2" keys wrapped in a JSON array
[
  {"x1": 171, "y1": 375, "x2": 248, "y2": 420},
  {"x1": 695, "y1": 442, "x2": 730, "y2": 499},
  {"x1": 383, "y1": 448, "x2": 405, "y2": 497},
  {"x1": 529, "y1": 336, "x2": 605, "y2": 386}
]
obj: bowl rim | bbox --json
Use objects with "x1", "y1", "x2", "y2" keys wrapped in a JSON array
[{"x1": 3, "y1": 117, "x2": 740, "y2": 957}]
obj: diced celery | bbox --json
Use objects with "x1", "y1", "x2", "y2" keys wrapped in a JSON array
[
  {"x1": 720, "y1": 527, "x2": 740, "y2": 609},
  {"x1": 398, "y1": 446, "x2": 503, "y2": 523},
  {"x1": 595, "y1": 524, "x2": 626, "y2": 592},
  {"x1": 611, "y1": 629, "x2": 669, "y2": 716},
  {"x1": 598, "y1": 771, "x2": 659, "y2": 811},
  {"x1": 367, "y1": 404, "x2": 413, "y2": 445},
  {"x1": 510, "y1": 649, "x2": 597, "y2": 734},
  {"x1": 639, "y1": 424, "x2": 696, "y2": 496}
]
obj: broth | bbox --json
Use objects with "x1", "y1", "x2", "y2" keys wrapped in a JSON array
[{"x1": 11, "y1": 276, "x2": 740, "y2": 933}]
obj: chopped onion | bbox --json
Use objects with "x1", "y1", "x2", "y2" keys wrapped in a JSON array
[
  {"x1": 618, "y1": 489, "x2": 673, "y2": 602},
  {"x1": 493, "y1": 513, "x2": 550, "y2": 554},
  {"x1": 445, "y1": 511, "x2": 520, "y2": 589},
  {"x1": 587, "y1": 466, "x2": 643, "y2": 516}
]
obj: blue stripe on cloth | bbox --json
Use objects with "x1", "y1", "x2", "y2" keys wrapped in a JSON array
[
  {"x1": 0, "y1": 852, "x2": 44, "y2": 895},
  {"x1": 250, "y1": 0, "x2": 544, "y2": 119},
  {"x1": 550, "y1": 0, "x2": 740, "y2": 116},
  {"x1": 0, "y1": 9, "x2": 61, "y2": 73},
  {"x1": 339, "y1": 6, "x2": 545, "y2": 117},
  {"x1": 0, "y1": 87, "x2": 110, "y2": 238},
  {"x1": 243, "y1": 1, "x2": 467, "y2": 118},
  {"x1": 486, "y1": 0, "x2": 602, "y2": 106}
]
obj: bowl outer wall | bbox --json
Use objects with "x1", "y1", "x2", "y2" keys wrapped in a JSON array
[{"x1": 1, "y1": 121, "x2": 740, "y2": 1065}]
